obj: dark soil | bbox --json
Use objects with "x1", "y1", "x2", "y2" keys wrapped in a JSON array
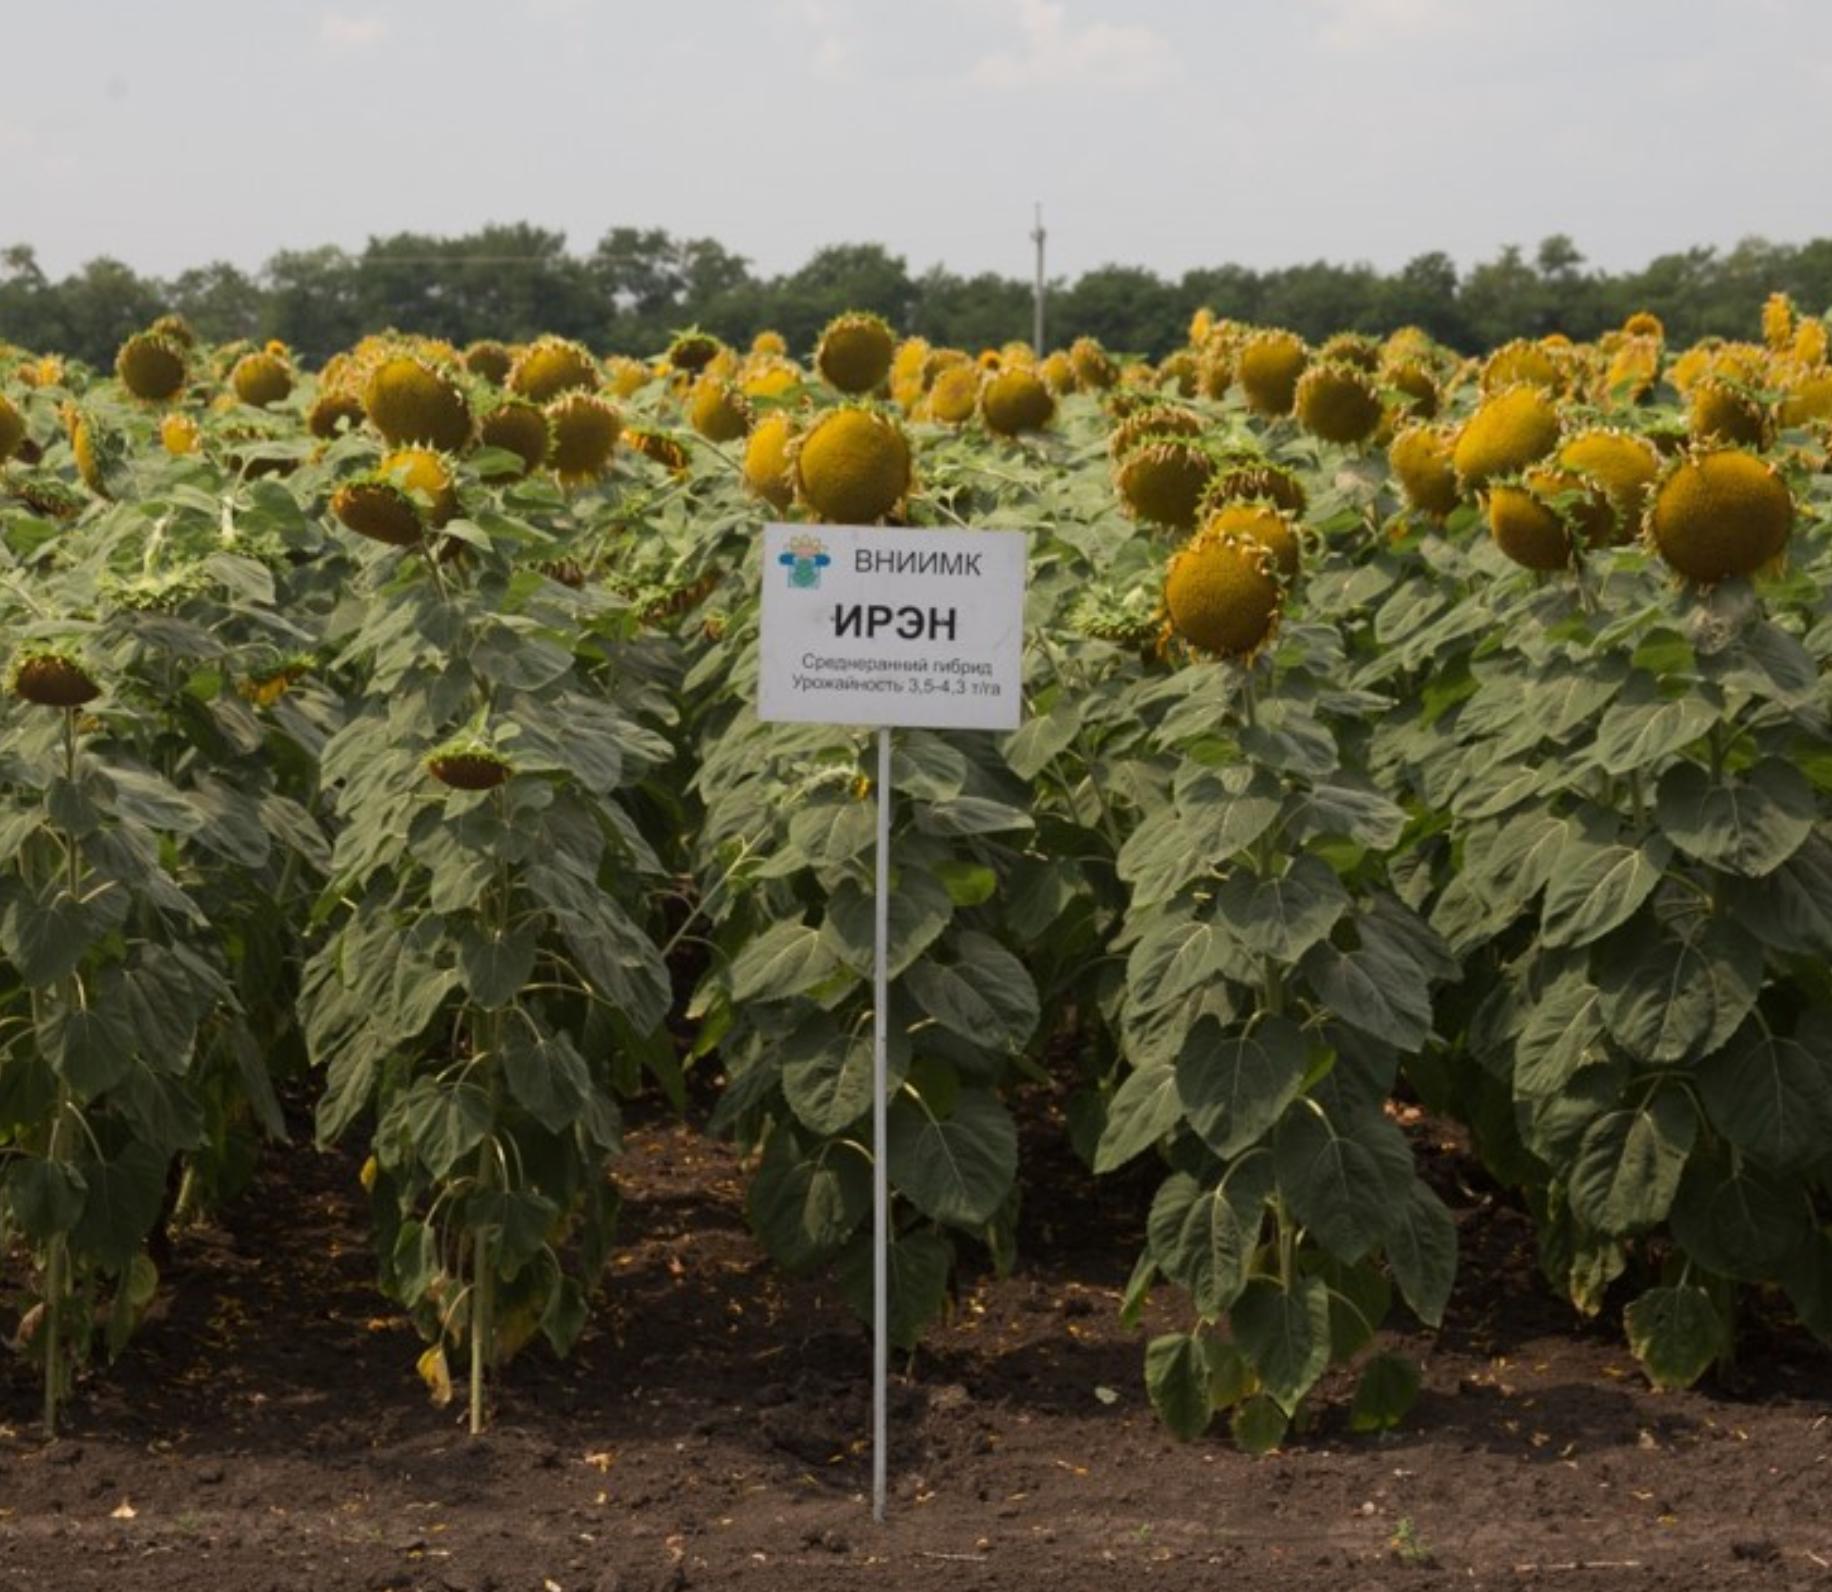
[{"x1": 2, "y1": 1101, "x2": 1829, "y2": 1592}]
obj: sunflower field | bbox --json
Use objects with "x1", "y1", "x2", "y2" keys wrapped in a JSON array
[{"x1": 0, "y1": 295, "x2": 1828, "y2": 1455}]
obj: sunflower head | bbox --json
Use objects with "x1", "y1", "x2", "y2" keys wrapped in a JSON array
[
  {"x1": 742, "y1": 411, "x2": 798, "y2": 509},
  {"x1": 1163, "y1": 527, "x2": 1284, "y2": 659},
  {"x1": 1643, "y1": 448, "x2": 1792, "y2": 585},
  {"x1": 363, "y1": 355, "x2": 475, "y2": 451},
  {"x1": 1484, "y1": 481, "x2": 1575, "y2": 572},
  {"x1": 9, "y1": 648, "x2": 101, "y2": 709},
  {"x1": 791, "y1": 405, "x2": 912, "y2": 524},
  {"x1": 231, "y1": 351, "x2": 294, "y2": 408},
  {"x1": 1762, "y1": 292, "x2": 1796, "y2": 353},
  {"x1": 925, "y1": 363, "x2": 983, "y2": 425},
  {"x1": 1481, "y1": 338, "x2": 1566, "y2": 395},
  {"x1": 1236, "y1": 330, "x2": 1309, "y2": 416},
  {"x1": 666, "y1": 328, "x2": 724, "y2": 377},
  {"x1": 1388, "y1": 423, "x2": 1462, "y2": 519},
  {"x1": 1686, "y1": 378, "x2": 1771, "y2": 449},
  {"x1": 508, "y1": 337, "x2": 600, "y2": 403},
  {"x1": 115, "y1": 331, "x2": 188, "y2": 402},
  {"x1": 1113, "y1": 438, "x2": 1215, "y2": 532},
  {"x1": 1452, "y1": 385, "x2": 1562, "y2": 490},
  {"x1": 815, "y1": 313, "x2": 898, "y2": 395},
  {"x1": 307, "y1": 389, "x2": 366, "y2": 441},
  {"x1": 686, "y1": 375, "x2": 753, "y2": 442},
  {"x1": 1294, "y1": 361, "x2": 1384, "y2": 445},
  {"x1": 1203, "y1": 452, "x2": 1308, "y2": 517},
  {"x1": 476, "y1": 399, "x2": 551, "y2": 479},
  {"x1": 980, "y1": 366, "x2": 1055, "y2": 436},
  {"x1": 545, "y1": 392, "x2": 622, "y2": 484},
  {"x1": 463, "y1": 340, "x2": 515, "y2": 384},
  {"x1": 1555, "y1": 427, "x2": 1660, "y2": 536},
  {"x1": 0, "y1": 394, "x2": 26, "y2": 462},
  {"x1": 1069, "y1": 337, "x2": 1117, "y2": 390},
  {"x1": 1200, "y1": 500, "x2": 1302, "y2": 584},
  {"x1": 426, "y1": 741, "x2": 514, "y2": 792}
]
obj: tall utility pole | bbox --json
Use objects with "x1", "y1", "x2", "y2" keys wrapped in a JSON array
[{"x1": 1030, "y1": 203, "x2": 1047, "y2": 353}]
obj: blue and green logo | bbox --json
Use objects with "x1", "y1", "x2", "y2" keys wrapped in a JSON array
[{"x1": 779, "y1": 533, "x2": 832, "y2": 590}]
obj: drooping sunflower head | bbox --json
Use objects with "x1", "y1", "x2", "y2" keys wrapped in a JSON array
[
  {"x1": 1555, "y1": 427, "x2": 1660, "y2": 538},
  {"x1": 1162, "y1": 526, "x2": 1284, "y2": 659},
  {"x1": 925, "y1": 363, "x2": 982, "y2": 425},
  {"x1": 231, "y1": 350, "x2": 295, "y2": 408},
  {"x1": 1381, "y1": 360, "x2": 1440, "y2": 420},
  {"x1": 1107, "y1": 403, "x2": 1205, "y2": 462},
  {"x1": 1790, "y1": 316, "x2": 1828, "y2": 367},
  {"x1": 742, "y1": 410, "x2": 798, "y2": 510},
  {"x1": 685, "y1": 375, "x2": 753, "y2": 442},
  {"x1": 1452, "y1": 384, "x2": 1562, "y2": 490},
  {"x1": 1317, "y1": 332, "x2": 1382, "y2": 372},
  {"x1": 463, "y1": 340, "x2": 515, "y2": 385},
  {"x1": 1113, "y1": 438, "x2": 1215, "y2": 531},
  {"x1": 1202, "y1": 451, "x2": 1308, "y2": 517},
  {"x1": 1038, "y1": 350, "x2": 1078, "y2": 395},
  {"x1": 307, "y1": 388, "x2": 366, "y2": 441},
  {"x1": 666, "y1": 328, "x2": 724, "y2": 377},
  {"x1": 980, "y1": 366, "x2": 1055, "y2": 436},
  {"x1": 1199, "y1": 500, "x2": 1302, "y2": 584},
  {"x1": 331, "y1": 478, "x2": 423, "y2": 548},
  {"x1": 1157, "y1": 350, "x2": 1200, "y2": 398},
  {"x1": 1686, "y1": 378, "x2": 1771, "y2": 449},
  {"x1": 1069, "y1": 336, "x2": 1117, "y2": 391},
  {"x1": 0, "y1": 394, "x2": 26, "y2": 462},
  {"x1": 149, "y1": 313, "x2": 196, "y2": 348},
  {"x1": 741, "y1": 355, "x2": 804, "y2": 400},
  {"x1": 426, "y1": 740, "x2": 514, "y2": 792},
  {"x1": 1387, "y1": 423, "x2": 1462, "y2": 519},
  {"x1": 1484, "y1": 480, "x2": 1575, "y2": 573},
  {"x1": 752, "y1": 329, "x2": 789, "y2": 358},
  {"x1": 625, "y1": 425, "x2": 693, "y2": 475},
  {"x1": 604, "y1": 355, "x2": 653, "y2": 398},
  {"x1": 791, "y1": 405, "x2": 912, "y2": 524},
  {"x1": 544, "y1": 392, "x2": 622, "y2": 485},
  {"x1": 1481, "y1": 338, "x2": 1566, "y2": 395},
  {"x1": 115, "y1": 331, "x2": 188, "y2": 402},
  {"x1": 1602, "y1": 336, "x2": 1661, "y2": 405},
  {"x1": 1236, "y1": 330, "x2": 1309, "y2": 416},
  {"x1": 9, "y1": 647, "x2": 102, "y2": 709},
  {"x1": 476, "y1": 399, "x2": 551, "y2": 479},
  {"x1": 362, "y1": 355, "x2": 475, "y2": 452},
  {"x1": 815, "y1": 312, "x2": 898, "y2": 395},
  {"x1": 1643, "y1": 447, "x2": 1792, "y2": 584},
  {"x1": 508, "y1": 336, "x2": 600, "y2": 403},
  {"x1": 1762, "y1": 292, "x2": 1796, "y2": 353},
  {"x1": 1293, "y1": 361, "x2": 1384, "y2": 445},
  {"x1": 160, "y1": 413, "x2": 202, "y2": 457},
  {"x1": 1621, "y1": 310, "x2": 1665, "y2": 341}
]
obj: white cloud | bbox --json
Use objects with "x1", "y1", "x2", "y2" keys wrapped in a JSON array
[
  {"x1": 777, "y1": 0, "x2": 860, "y2": 81},
  {"x1": 1306, "y1": 0, "x2": 1469, "y2": 52},
  {"x1": 968, "y1": 0, "x2": 1176, "y2": 92},
  {"x1": 319, "y1": 11, "x2": 388, "y2": 48},
  {"x1": 967, "y1": 0, "x2": 1179, "y2": 90}
]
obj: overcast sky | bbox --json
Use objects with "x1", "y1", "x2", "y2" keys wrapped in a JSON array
[{"x1": 7, "y1": 0, "x2": 1831, "y2": 284}]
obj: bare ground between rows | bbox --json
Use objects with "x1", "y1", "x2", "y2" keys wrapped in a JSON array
[{"x1": 1, "y1": 1095, "x2": 1829, "y2": 1592}]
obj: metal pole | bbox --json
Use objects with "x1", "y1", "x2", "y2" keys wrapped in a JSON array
[
  {"x1": 1031, "y1": 203, "x2": 1046, "y2": 353},
  {"x1": 871, "y1": 725, "x2": 892, "y2": 1523}
]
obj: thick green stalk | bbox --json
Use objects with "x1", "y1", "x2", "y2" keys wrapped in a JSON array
[
  {"x1": 43, "y1": 709, "x2": 82, "y2": 1436},
  {"x1": 469, "y1": 1135, "x2": 494, "y2": 1438},
  {"x1": 41, "y1": 1088, "x2": 70, "y2": 1438}
]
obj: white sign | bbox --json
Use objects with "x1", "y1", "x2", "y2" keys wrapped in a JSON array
[{"x1": 758, "y1": 523, "x2": 1027, "y2": 731}]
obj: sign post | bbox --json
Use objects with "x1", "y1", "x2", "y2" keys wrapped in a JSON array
[{"x1": 758, "y1": 523, "x2": 1027, "y2": 1521}]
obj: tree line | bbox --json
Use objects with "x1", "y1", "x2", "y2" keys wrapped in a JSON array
[{"x1": 3, "y1": 225, "x2": 1829, "y2": 370}]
